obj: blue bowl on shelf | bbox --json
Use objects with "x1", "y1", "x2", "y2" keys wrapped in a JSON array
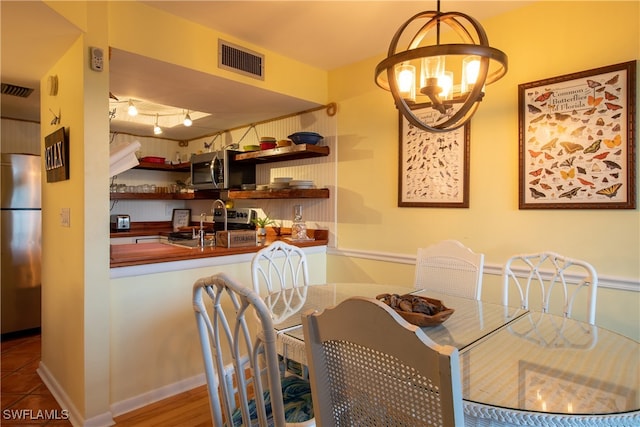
[{"x1": 288, "y1": 132, "x2": 324, "y2": 145}]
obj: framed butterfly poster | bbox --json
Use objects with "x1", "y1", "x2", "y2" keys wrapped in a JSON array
[
  {"x1": 518, "y1": 60, "x2": 636, "y2": 209},
  {"x1": 398, "y1": 108, "x2": 470, "y2": 207}
]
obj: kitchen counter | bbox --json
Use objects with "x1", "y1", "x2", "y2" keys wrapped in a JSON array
[
  {"x1": 110, "y1": 230, "x2": 328, "y2": 268},
  {"x1": 110, "y1": 221, "x2": 174, "y2": 238}
]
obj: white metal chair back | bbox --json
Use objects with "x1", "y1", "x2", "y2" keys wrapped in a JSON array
[
  {"x1": 252, "y1": 241, "x2": 310, "y2": 293},
  {"x1": 192, "y1": 273, "x2": 314, "y2": 426},
  {"x1": 302, "y1": 296, "x2": 464, "y2": 427},
  {"x1": 414, "y1": 240, "x2": 484, "y2": 300},
  {"x1": 502, "y1": 251, "x2": 598, "y2": 325},
  {"x1": 252, "y1": 241, "x2": 310, "y2": 322}
]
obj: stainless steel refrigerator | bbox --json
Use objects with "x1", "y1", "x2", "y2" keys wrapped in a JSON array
[{"x1": 1, "y1": 153, "x2": 41, "y2": 335}]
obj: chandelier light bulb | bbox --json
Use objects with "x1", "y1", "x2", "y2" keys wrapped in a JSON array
[
  {"x1": 127, "y1": 100, "x2": 138, "y2": 117},
  {"x1": 462, "y1": 56, "x2": 481, "y2": 93},
  {"x1": 396, "y1": 64, "x2": 416, "y2": 102},
  {"x1": 438, "y1": 71, "x2": 454, "y2": 100}
]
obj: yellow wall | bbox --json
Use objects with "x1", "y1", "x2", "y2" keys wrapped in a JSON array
[
  {"x1": 107, "y1": 1, "x2": 328, "y2": 105},
  {"x1": 39, "y1": 2, "x2": 113, "y2": 423},
  {"x1": 329, "y1": 1, "x2": 639, "y2": 338},
  {"x1": 109, "y1": 253, "x2": 326, "y2": 405},
  {"x1": 40, "y1": 37, "x2": 89, "y2": 420}
]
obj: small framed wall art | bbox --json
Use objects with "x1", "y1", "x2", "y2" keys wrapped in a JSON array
[
  {"x1": 172, "y1": 209, "x2": 191, "y2": 232},
  {"x1": 398, "y1": 107, "x2": 470, "y2": 208},
  {"x1": 518, "y1": 61, "x2": 636, "y2": 209}
]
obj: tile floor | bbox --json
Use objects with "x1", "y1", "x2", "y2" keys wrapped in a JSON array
[{"x1": 1, "y1": 332, "x2": 72, "y2": 426}]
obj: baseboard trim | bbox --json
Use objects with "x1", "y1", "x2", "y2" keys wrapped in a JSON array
[
  {"x1": 109, "y1": 373, "x2": 206, "y2": 418},
  {"x1": 37, "y1": 362, "x2": 115, "y2": 427},
  {"x1": 327, "y1": 247, "x2": 640, "y2": 292}
]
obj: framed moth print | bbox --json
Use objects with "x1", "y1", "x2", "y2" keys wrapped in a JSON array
[
  {"x1": 398, "y1": 107, "x2": 470, "y2": 207},
  {"x1": 518, "y1": 61, "x2": 636, "y2": 209}
]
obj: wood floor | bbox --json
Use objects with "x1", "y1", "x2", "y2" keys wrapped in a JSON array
[
  {"x1": 1, "y1": 332, "x2": 213, "y2": 426},
  {"x1": 113, "y1": 385, "x2": 212, "y2": 427}
]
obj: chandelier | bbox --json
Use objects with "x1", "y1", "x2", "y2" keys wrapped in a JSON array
[{"x1": 375, "y1": 0, "x2": 508, "y2": 133}]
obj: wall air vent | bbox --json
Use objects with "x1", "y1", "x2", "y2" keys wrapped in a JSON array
[
  {"x1": 218, "y1": 40, "x2": 264, "y2": 80},
  {"x1": 1, "y1": 83, "x2": 34, "y2": 98}
]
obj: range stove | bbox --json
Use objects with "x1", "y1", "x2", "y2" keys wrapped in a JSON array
[{"x1": 213, "y1": 207, "x2": 258, "y2": 231}]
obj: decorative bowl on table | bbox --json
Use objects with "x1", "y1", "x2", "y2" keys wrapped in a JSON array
[
  {"x1": 376, "y1": 293, "x2": 454, "y2": 326},
  {"x1": 243, "y1": 145, "x2": 260, "y2": 151},
  {"x1": 288, "y1": 132, "x2": 323, "y2": 145}
]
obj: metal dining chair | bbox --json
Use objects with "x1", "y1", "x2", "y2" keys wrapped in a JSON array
[
  {"x1": 502, "y1": 251, "x2": 599, "y2": 325},
  {"x1": 414, "y1": 240, "x2": 485, "y2": 300},
  {"x1": 192, "y1": 272, "x2": 315, "y2": 426},
  {"x1": 252, "y1": 241, "x2": 310, "y2": 295},
  {"x1": 302, "y1": 296, "x2": 464, "y2": 426},
  {"x1": 252, "y1": 241, "x2": 311, "y2": 377}
]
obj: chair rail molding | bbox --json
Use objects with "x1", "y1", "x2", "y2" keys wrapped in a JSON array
[{"x1": 328, "y1": 247, "x2": 639, "y2": 293}]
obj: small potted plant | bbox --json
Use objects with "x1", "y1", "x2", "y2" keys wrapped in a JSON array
[{"x1": 252, "y1": 215, "x2": 275, "y2": 236}]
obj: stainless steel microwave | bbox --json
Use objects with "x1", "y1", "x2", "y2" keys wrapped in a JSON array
[{"x1": 190, "y1": 150, "x2": 255, "y2": 190}]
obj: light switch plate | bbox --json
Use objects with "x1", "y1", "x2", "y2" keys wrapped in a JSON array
[{"x1": 60, "y1": 208, "x2": 70, "y2": 227}]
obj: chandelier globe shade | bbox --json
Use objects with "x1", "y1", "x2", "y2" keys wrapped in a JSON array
[{"x1": 375, "y1": 4, "x2": 508, "y2": 133}]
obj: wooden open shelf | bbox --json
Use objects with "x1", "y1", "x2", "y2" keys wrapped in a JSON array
[
  {"x1": 227, "y1": 188, "x2": 329, "y2": 199},
  {"x1": 110, "y1": 188, "x2": 329, "y2": 200},
  {"x1": 116, "y1": 146, "x2": 330, "y2": 200},
  {"x1": 110, "y1": 190, "x2": 220, "y2": 200},
  {"x1": 133, "y1": 145, "x2": 329, "y2": 170},
  {"x1": 134, "y1": 161, "x2": 190, "y2": 172},
  {"x1": 234, "y1": 144, "x2": 329, "y2": 163}
]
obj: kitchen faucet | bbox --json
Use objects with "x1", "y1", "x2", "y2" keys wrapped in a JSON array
[
  {"x1": 212, "y1": 199, "x2": 227, "y2": 232},
  {"x1": 199, "y1": 213, "x2": 205, "y2": 247},
  {"x1": 192, "y1": 212, "x2": 206, "y2": 247}
]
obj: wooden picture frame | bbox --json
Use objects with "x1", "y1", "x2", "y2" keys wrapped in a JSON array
[
  {"x1": 518, "y1": 61, "x2": 636, "y2": 209},
  {"x1": 398, "y1": 108, "x2": 470, "y2": 207},
  {"x1": 171, "y1": 209, "x2": 191, "y2": 232},
  {"x1": 44, "y1": 127, "x2": 69, "y2": 182}
]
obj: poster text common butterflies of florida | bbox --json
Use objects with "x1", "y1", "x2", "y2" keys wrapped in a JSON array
[{"x1": 519, "y1": 61, "x2": 635, "y2": 209}]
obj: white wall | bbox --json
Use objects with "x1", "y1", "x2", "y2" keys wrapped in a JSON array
[{"x1": 1, "y1": 118, "x2": 40, "y2": 154}]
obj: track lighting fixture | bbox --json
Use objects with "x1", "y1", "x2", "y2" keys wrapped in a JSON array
[
  {"x1": 127, "y1": 100, "x2": 138, "y2": 117},
  {"x1": 183, "y1": 111, "x2": 192, "y2": 127},
  {"x1": 153, "y1": 114, "x2": 162, "y2": 135},
  {"x1": 109, "y1": 96, "x2": 211, "y2": 136}
]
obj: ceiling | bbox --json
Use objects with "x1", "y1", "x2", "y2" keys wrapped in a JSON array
[{"x1": 1, "y1": 1, "x2": 533, "y2": 141}]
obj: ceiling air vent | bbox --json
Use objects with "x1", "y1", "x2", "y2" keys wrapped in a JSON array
[
  {"x1": 1, "y1": 83, "x2": 34, "y2": 98},
  {"x1": 218, "y1": 40, "x2": 264, "y2": 80}
]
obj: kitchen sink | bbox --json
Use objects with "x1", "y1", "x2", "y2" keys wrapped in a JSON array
[{"x1": 165, "y1": 231, "x2": 215, "y2": 248}]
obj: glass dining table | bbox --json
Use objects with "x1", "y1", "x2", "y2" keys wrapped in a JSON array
[{"x1": 264, "y1": 283, "x2": 640, "y2": 426}]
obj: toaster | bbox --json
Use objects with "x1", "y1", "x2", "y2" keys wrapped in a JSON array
[{"x1": 110, "y1": 214, "x2": 130, "y2": 231}]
